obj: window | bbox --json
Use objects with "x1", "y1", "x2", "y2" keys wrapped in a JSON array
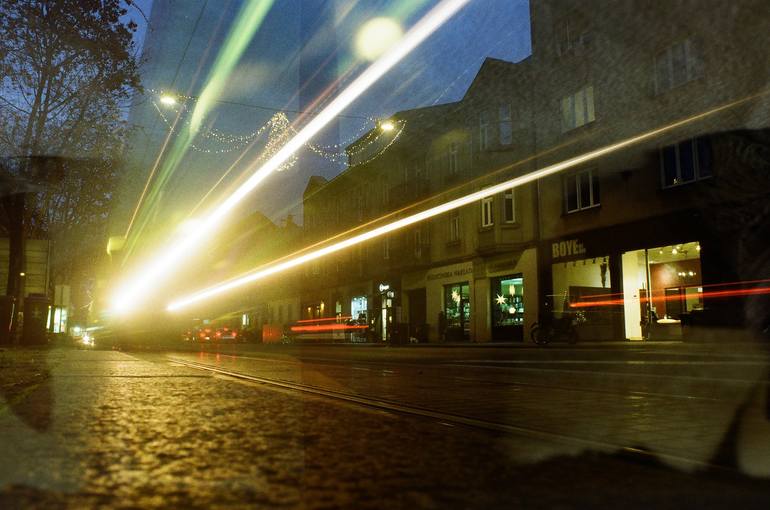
[
  {"x1": 479, "y1": 110, "x2": 490, "y2": 150},
  {"x1": 481, "y1": 197, "x2": 494, "y2": 227},
  {"x1": 555, "y1": 17, "x2": 591, "y2": 57},
  {"x1": 414, "y1": 228, "x2": 423, "y2": 258},
  {"x1": 448, "y1": 142, "x2": 459, "y2": 175},
  {"x1": 498, "y1": 103, "x2": 512, "y2": 145},
  {"x1": 661, "y1": 137, "x2": 712, "y2": 187},
  {"x1": 503, "y1": 189, "x2": 515, "y2": 223},
  {"x1": 491, "y1": 275, "x2": 524, "y2": 328},
  {"x1": 449, "y1": 210, "x2": 460, "y2": 242},
  {"x1": 561, "y1": 85, "x2": 595, "y2": 131},
  {"x1": 381, "y1": 176, "x2": 389, "y2": 206},
  {"x1": 443, "y1": 282, "x2": 470, "y2": 341},
  {"x1": 356, "y1": 188, "x2": 365, "y2": 221},
  {"x1": 565, "y1": 169, "x2": 600, "y2": 212},
  {"x1": 655, "y1": 38, "x2": 701, "y2": 94}
]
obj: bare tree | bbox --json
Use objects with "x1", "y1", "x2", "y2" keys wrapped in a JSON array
[{"x1": 0, "y1": 0, "x2": 141, "y2": 324}]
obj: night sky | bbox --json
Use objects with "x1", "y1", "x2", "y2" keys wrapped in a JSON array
[{"x1": 117, "y1": 0, "x2": 532, "y2": 232}]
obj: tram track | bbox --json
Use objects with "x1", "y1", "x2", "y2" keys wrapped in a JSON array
[
  {"x1": 178, "y1": 350, "x2": 762, "y2": 403},
  {"x1": 168, "y1": 356, "x2": 738, "y2": 474}
]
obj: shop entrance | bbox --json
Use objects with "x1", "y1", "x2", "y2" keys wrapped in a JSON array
[
  {"x1": 622, "y1": 241, "x2": 702, "y2": 340},
  {"x1": 443, "y1": 282, "x2": 470, "y2": 341},
  {"x1": 490, "y1": 275, "x2": 524, "y2": 341},
  {"x1": 407, "y1": 288, "x2": 427, "y2": 342}
]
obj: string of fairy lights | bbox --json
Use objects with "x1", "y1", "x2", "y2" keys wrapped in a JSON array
[{"x1": 149, "y1": 89, "x2": 405, "y2": 165}]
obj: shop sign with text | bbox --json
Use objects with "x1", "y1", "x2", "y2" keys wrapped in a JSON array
[{"x1": 551, "y1": 239, "x2": 586, "y2": 260}]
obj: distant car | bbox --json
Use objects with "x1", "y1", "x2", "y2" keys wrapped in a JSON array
[
  {"x1": 213, "y1": 327, "x2": 240, "y2": 343},
  {"x1": 194, "y1": 327, "x2": 215, "y2": 342},
  {"x1": 78, "y1": 332, "x2": 96, "y2": 349}
]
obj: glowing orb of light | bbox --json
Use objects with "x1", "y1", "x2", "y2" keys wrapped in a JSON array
[
  {"x1": 355, "y1": 18, "x2": 403, "y2": 61},
  {"x1": 159, "y1": 94, "x2": 177, "y2": 106}
]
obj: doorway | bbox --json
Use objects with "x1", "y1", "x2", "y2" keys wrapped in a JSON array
[
  {"x1": 622, "y1": 241, "x2": 702, "y2": 340},
  {"x1": 407, "y1": 288, "x2": 427, "y2": 342}
]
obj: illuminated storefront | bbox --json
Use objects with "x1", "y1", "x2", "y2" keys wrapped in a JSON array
[
  {"x1": 490, "y1": 274, "x2": 524, "y2": 341},
  {"x1": 443, "y1": 282, "x2": 470, "y2": 341},
  {"x1": 539, "y1": 215, "x2": 713, "y2": 341}
]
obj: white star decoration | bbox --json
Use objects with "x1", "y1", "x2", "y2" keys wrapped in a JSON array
[
  {"x1": 495, "y1": 294, "x2": 507, "y2": 306},
  {"x1": 452, "y1": 290, "x2": 461, "y2": 303}
]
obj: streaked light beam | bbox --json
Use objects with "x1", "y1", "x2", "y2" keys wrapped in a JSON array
[
  {"x1": 111, "y1": 0, "x2": 471, "y2": 314},
  {"x1": 167, "y1": 96, "x2": 755, "y2": 312}
]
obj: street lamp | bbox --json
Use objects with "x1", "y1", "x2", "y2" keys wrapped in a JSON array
[
  {"x1": 380, "y1": 120, "x2": 395, "y2": 132},
  {"x1": 159, "y1": 93, "x2": 177, "y2": 106}
]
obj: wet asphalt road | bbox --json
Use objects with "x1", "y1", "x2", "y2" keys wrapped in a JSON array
[{"x1": 1, "y1": 344, "x2": 770, "y2": 509}]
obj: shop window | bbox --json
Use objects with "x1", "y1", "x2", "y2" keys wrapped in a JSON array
[
  {"x1": 443, "y1": 282, "x2": 470, "y2": 341},
  {"x1": 448, "y1": 210, "x2": 461, "y2": 242},
  {"x1": 479, "y1": 110, "x2": 490, "y2": 150},
  {"x1": 561, "y1": 85, "x2": 595, "y2": 132},
  {"x1": 564, "y1": 169, "x2": 600, "y2": 213},
  {"x1": 551, "y1": 256, "x2": 614, "y2": 340},
  {"x1": 655, "y1": 38, "x2": 702, "y2": 94},
  {"x1": 481, "y1": 197, "x2": 494, "y2": 227},
  {"x1": 504, "y1": 189, "x2": 515, "y2": 223},
  {"x1": 660, "y1": 136, "x2": 712, "y2": 188},
  {"x1": 499, "y1": 103, "x2": 512, "y2": 145},
  {"x1": 491, "y1": 275, "x2": 524, "y2": 328},
  {"x1": 351, "y1": 296, "x2": 367, "y2": 321}
]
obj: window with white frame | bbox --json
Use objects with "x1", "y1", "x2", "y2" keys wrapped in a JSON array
[
  {"x1": 655, "y1": 38, "x2": 702, "y2": 94},
  {"x1": 414, "y1": 228, "x2": 423, "y2": 258},
  {"x1": 661, "y1": 136, "x2": 712, "y2": 187},
  {"x1": 479, "y1": 110, "x2": 490, "y2": 150},
  {"x1": 381, "y1": 176, "x2": 389, "y2": 206},
  {"x1": 499, "y1": 103, "x2": 512, "y2": 145},
  {"x1": 481, "y1": 197, "x2": 494, "y2": 227},
  {"x1": 356, "y1": 187, "x2": 365, "y2": 221},
  {"x1": 564, "y1": 169, "x2": 600, "y2": 213},
  {"x1": 503, "y1": 189, "x2": 515, "y2": 223},
  {"x1": 449, "y1": 210, "x2": 460, "y2": 242},
  {"x1": 448, "y1": 142, "x2": 459, "y2": 175},
  {"x1": 561, "y1": 85, "x2": 595, "y2": 132}
]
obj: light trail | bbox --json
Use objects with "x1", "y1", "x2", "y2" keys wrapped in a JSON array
[
  {"x1": 290, "y1": 324, "x2": 368, "y2": 333},
  {"x1": 111, "y1": 0, "x2": 472, "y2": 314},
  {"x1": 166, "y1": 93, "x2": 763, "y2": 312},
  {"x1": 568, "y1": 285, "x2": 770, "y2": 308}
]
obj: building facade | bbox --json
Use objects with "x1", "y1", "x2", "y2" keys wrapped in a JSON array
[{"x1": 249, "y1": 0, "x2": 769, "y2": 343}]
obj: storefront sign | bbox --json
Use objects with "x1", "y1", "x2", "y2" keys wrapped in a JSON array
[
  {"x1": 427, "y1": 266, "x2": 473, "y2": 281},
  {"x1": 552, "y1": 239, "x2": 586, "y2": 260}
]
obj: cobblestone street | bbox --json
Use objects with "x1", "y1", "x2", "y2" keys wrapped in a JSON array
[{"x1": 1, "y1": 346, "x2": 770, "y2": 509}]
